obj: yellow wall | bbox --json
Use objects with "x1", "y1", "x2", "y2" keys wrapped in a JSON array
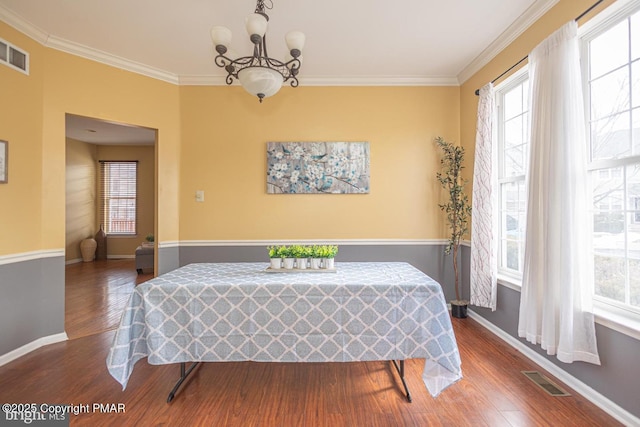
[
  {"x1": 41, "y1": 49, "x2": 180, "y2": 252},
  {"x1": 3, "y1": 16, "x2": 462, "y2": 258},
  {"x1": 0, "y1": 22, "x2": 44, "y2": 255},
  {"x1": 65, "y1": 138, "x2": 97, "y2": 260},
  {"x1": 96, "y1": 144, "x2": 155, "y2": 257},
  {"x1": 179, "y1": 85, "x2": 460, "y2": 240}
]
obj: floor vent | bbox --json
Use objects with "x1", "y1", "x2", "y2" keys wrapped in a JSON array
[{"x1": 522, "y1": 371, "x2": 570, "y2": 396}]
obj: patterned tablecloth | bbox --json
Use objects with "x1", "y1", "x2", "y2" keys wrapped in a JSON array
[{"x1": 106, "y1": 262, "x2": 462, "y2": 397}]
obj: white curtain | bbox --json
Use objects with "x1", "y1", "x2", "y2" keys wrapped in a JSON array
[
  {"x1": 518, "y1": 21, "x2": 600, "y2": 365},
  {"x1": 470, "y1": 83, "x2": 497, "y2": 311}
]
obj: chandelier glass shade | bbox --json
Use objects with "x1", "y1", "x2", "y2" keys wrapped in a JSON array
[{"x1": 211, "y1": 0, "x2": 305, "y2": 103}]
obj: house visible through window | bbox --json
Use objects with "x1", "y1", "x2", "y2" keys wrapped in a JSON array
[{"x1": 99, "y1": 161, "x2": 138, "y2": 235}]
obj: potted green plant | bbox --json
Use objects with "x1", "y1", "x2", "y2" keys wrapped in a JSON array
[
  {"x1": 143, "y1": 233, "x2": 154, "y2": 247},
  {"x1": 436, "y1": 137, "x2": 472, "y2": 318},
  {"x1": 281, "y1": 245, "x2": 295, "y2": 269},
  {"x1": 322, "y1": 245, "x2": 338, "y2": 269},
  {"x1": 291, "y1": 244, "x2": 309, "y2": 269},
  {"x1": 310, "y1": 245, "x2": 322, "y2": 269},
  {"x1": 267, "y1": 245, "x2": 283, "y2": 269}
]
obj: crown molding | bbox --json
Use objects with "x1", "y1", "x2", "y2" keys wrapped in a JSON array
[
  {"x1": 0, "y1": 4, "x2": 49, "y2": 44},
  {"x1": 457, "y1": 0, "x2": 560, "y2": 84},
  {"x1": 46, "y1": 36, "x2": 180, "y2": 85},
  {"x1": 299, "y1": 76, "x2": 460, "y2": 87},
  {"x1": 179, "y1": 74, "x2": 460, "y2": 87}
]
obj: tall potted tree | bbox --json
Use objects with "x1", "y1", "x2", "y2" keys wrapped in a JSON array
[{"x1": 436, "y1": 137, "x2": 472, "y2": 318}]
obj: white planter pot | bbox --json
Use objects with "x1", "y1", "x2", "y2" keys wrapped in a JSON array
[
  {"x1": 323, "y1": 258, "x2": 335, "y2": 269},
  {"x1": 283, "y1": 258, "x2": 295, "y2": 269},
  {"x1": 310, "y1": 258, "x2": 322, "y2": 269},
  {"x1": 296, "y1": 258, "x2": 308, "y2": 269},
  {"x1": 270, "y1": 258, "x2": 282, "y2": 269}
]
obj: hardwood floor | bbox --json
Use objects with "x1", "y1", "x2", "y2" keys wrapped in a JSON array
[
  {"x1": 65, "y1": 259, "x2": 153, "y2": 339},
  {"x1": 0, "y1": 261, "x2": 621, "y2": 426}
]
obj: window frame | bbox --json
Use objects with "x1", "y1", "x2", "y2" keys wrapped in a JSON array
[
  {"x1": 495, "y1": 68, "x2": 530, "y2": 284},
  {"x1": 99, "y1": 160, "x2": 138, "y2": 237},
  {"x1": 580, "y1": 0, "x2": 640, "y2": 322},
  {"x1": 488, "y1": 0, "x2": 640, "y2": 339}
]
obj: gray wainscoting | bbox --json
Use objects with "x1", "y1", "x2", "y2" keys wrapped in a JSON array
[
  {"x1": 462, "y1": 246, "x2": 640, "y2": 420},
  {"x1": 158, "y1": 245, "x2": 180, "y2": 275},
  {"x1": 0, "y1": 256, "x2": 65, "y2": 356}
]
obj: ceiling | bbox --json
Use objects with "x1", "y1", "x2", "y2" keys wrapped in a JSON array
[
  {"x1": 0, "y1": 0, "x2": 558, "y2": 86},
  {"x1": 2, "y1": 0, "x2": 559, "y2": 143},
  {"x1": 65, "y1": 115, "x2": 156, "y2": 145}
]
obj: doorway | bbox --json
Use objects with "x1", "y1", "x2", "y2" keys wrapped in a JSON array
[{"x1": 64, "y1": 114, "x2": 157, "y2": 339}]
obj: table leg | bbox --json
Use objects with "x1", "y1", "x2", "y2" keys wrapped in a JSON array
[
  {"x1": 167, "y1": 362, "x2": 200, "y2": 403},
  {"x1": 391, "y1": 360, "x2": 412, "y2": 402}
]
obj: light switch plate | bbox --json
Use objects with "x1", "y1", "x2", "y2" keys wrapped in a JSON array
[{"x1": 195, "y1": 190, "x2": 205, "y2": 202}]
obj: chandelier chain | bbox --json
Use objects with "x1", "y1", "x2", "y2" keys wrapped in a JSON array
[{"x1": 255, "y1": 0, "x2": 273, "y2": 14}]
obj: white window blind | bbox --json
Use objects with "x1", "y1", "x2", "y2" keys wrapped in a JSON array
[{"x1": 100, "y1": 161, "x2": 138, "y2": 235}]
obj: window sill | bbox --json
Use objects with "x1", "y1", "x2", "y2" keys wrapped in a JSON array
[
  {"x1": 495, "y1": 274, "x2": 640, "y2": 341},
  {"x1": 106, "y1": 234, "x2": 138, "y2": 239},
  {"x1": 497, "y1": 274, "x2": 522, "y2": 292},
  {"x1": 593, "y1": 303, "x2": 640, "y2": 341}
]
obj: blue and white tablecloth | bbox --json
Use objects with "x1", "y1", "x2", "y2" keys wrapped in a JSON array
[{"x1": 106, "y1": 262, "x2": 462, "y2": 397}]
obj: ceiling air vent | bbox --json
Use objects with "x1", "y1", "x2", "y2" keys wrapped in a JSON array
[{"x1": 0, "y1": 38, "x2": 29, "y2": 75}]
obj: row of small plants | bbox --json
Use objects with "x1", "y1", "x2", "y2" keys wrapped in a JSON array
[
  {"x1": 268, "y1": 245, "x2": 338, "y2": 259},
  {"x1": 267, "y1": 245, "x2": 339, "y2": 270}
]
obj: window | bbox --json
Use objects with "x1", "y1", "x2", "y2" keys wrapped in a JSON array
[
  {"x1": 492, "y1": 1, "x2": 640, "y2": 332},
  {"x1": 100, "y1": 161, "x2": 137, "y2": 235},
  {"x1": 584, "y1": 5, "x2": 640, "y2": 313},
  {"x1": 496, "y1": 75, "x2": 529, "y2": 279}
]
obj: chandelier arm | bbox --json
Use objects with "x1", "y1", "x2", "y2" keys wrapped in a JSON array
[
  {"x1": 214, "y1": 55, "x2": 231, "y2": 68},
  {"x1": 289, "y1": 77, "x2": 299, "y2": 88},
  {"x1": 261, "y1": 33, "x2": 269, "y2": 61},
  {"x1": 263, "y1": 56, "x2": 287, "y2": 69},
  {"x1": 282, "y1": 58, "x2": 301, "y2": 70}
]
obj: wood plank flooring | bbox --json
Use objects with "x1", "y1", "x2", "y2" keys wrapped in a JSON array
[
  {"x1": 64, "y1": 259, "x2": 153, "y2": 339},
  {"x1": 0, "y1": 260, "x2": 622, "y2": 426}
]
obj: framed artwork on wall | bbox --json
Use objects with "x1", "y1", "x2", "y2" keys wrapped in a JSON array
[
  {"x1": 267, "y1": 141, "x2": 370, "y2": 194},
  {"x1": 0, "y1": 140, "x2": 7, "y2": 184}
]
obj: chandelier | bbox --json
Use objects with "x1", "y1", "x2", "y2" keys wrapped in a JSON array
[{"x1": 210, "y1": 0, "x2": 305, "y2": 103}]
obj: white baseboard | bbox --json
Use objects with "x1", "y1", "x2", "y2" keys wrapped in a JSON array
[
  {"x1": 107, "y1": 255, "x2": 135, "y2": 259},
  {"x1": 0, "y1": 332, "x2": 68, "y2": 367},
  {"x1": 467, "y1": 310, "x2": 640, "y2": 427},
  {"x1": 65, "y1": 258, "x2": 82, "y2": 265}
]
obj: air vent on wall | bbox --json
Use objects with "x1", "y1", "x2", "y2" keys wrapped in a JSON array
[{"x1": 0, "y1": 38, "x2": 29, "y2": 75}]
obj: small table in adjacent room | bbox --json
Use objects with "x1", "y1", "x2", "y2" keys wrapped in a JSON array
[
  {"x1": 134, "y1": 245, "x2": 154, "y2": 274},
  {"x1": 107, "y1": 262, "x2": 462, "y2": 402}
]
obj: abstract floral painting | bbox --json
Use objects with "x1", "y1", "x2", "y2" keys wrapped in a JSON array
[{"x1": 267, "y1": 142, "x2": 370, "y2": 194}]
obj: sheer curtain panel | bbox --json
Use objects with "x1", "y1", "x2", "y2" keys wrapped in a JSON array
[
  {"x1": 518, "y1": 21, "x2": 600, "y2": 364},
  {"x1": 470, "y1": 83, "x2": 498, "y2": 310}
]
